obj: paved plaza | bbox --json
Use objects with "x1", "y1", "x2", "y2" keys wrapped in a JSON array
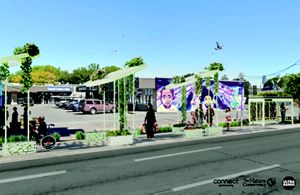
[{"x1": 6, "y1": 104, "x2": 253, "y2": 132}]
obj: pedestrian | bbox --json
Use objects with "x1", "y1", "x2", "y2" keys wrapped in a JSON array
[
  {"x1": 280, "y1": 103, "x2": 287, "y2": 124},
  {"x1": 225, "y1": 108, "x2": 232, "y2": 131},
  {"x1": 196, "y1": 104, "x2": 206, "y2": 128},
  {"x1": 191, "y1": 111, "x2": 197, "y2": 125},
  {"x1": 144, "y1": 103, "x2": 156, "y2": 139},
  {"x1": 206, "y1": 105, "x2": 215, "y2": 127},
  {"x1": 10, "y1": 107, "x2": 20, "y2": 135}
]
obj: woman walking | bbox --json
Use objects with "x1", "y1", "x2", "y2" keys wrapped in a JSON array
[
  {"x1": 225, "y1": 108, "x2": 232, "y2": 131},
  {"x1": 144, "y1": 103, "x2": 156, "y2": 139}
]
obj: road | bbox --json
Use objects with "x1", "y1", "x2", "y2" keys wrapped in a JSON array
[{"x1": 0, "y1": 128, "x2": 299, "y2": 194}]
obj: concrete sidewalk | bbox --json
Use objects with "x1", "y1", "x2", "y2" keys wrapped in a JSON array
[{"x1": 0, "y1": 124, "x2": 300, "y2": 167}]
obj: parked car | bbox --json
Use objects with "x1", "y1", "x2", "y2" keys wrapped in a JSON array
[
  {"x1": 79, "y1": 99, "x2": 117, "y2": 114},
  {"x1": 71, "y1": 102, "x2": 80, "y2": 112}
]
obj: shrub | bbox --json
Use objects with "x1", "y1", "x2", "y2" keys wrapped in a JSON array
[
  {"x1": 173, "y1": 123, "x2": 186, "y2": 128},
  {"x1": 0, "y1": 137, "x2": 2, "y2": 146},
  {"x1": 158, "y1": 126, "x2": 172, "y2": 132},
  {"x1": 75, "y1": 131, "x2": 85, "y2": 140},
  {"x1": 8, "y1": 135, "x2": 16, "y2": 142},
  {"x1": 106, "y1": 130, "x2": 131, "y2": 137},
  {"x1": 17, "y1": 135, "x2": 26, "y2": 142},
  {"x1": 53, "y1": 132, "x2": 61, "y2": 141}
]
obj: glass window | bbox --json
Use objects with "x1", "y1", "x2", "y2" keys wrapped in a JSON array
[
  {"x1": 86, "y1": 100, "x2": 93, "y2": 104},
  {"x1": 94, "y1": 100, "x2": 101, "y2": 104}
]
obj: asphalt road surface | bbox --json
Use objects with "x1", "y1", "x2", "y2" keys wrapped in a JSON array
[{"x1": 0, "y1": 128, "x2": 299, "y2": 194}]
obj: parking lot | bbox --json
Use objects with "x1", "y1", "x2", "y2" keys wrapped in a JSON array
[{"x1": 5, "y1": 103, "x2": 254, "y2": 132}]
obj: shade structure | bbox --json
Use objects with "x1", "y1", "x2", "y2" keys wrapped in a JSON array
[
  {"x1": 0, "y1": 53, "x2": 30, "y2": 67},
  {"x1": 106, "y1": 64, "x2": 147, "y2": 80},
  {"x1": 165, "y1": 70, "x2": 219, "y2": 90},
  {"x1": 84, "y1": 76, "x2": 116, "y2": 87},
  {"x1": 83, "y1": 64, "x2": 147, "y2": 131},
  {"x1": 0, "y1": 53, "x2": 37, "y2": 143}
]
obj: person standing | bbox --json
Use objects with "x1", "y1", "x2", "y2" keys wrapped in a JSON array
[
  {"x1": 10, "y1": 107, "x2": 20, "y2": 135},
  {"x1": 206, "y1": 105, "x2": 215, "y2": 127},
  {"x1": 196, "y1": 104, "x2": 206, "y2": 128},
  {"x1": 225, "y1": 108, "x2": 232, "y2": 131},
  {"x1": 144, "y1": 103, "x2": 156, "y2": 139},
  {"x1": 280, "y1": 103, "x2": 287, "y2": 124}
]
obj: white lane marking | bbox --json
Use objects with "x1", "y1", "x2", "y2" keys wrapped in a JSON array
[
  {"x1": 172, "y1": 164, "x2": 281, "y2": 192},
  {"x1": 0, "y1": 170, "x2": 67, "y2": 184},
  {"x1": 134, "y1": 146, "x2": 222, "y2": 162}
]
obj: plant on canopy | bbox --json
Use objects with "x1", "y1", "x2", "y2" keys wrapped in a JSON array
[
  {"x1": 0, "y1": 62, "x2": 9, "y2": 82},
  {"x1": 13, "y1": 43, "x2": 40, "y2": 93}
]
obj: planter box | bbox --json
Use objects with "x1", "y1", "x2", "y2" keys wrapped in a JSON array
[
  {"x1": 85, "y1": 132, "x2": 107, "y2": 145},
  {"x1": 107, "y1": 135, "x2": 134, "y2": 146},
  {"x1": 184, "y1": 128, "x2": 203, "y2": 138},
  {"x1": 2, "y1": 141, "x2": 36, "y2": 156},
  {"x1": 205, "y1": 127, "x2": 223, "y2": 137},
  {"x1": 172, "y1": 127, "x2": 184, "y2": 134}
]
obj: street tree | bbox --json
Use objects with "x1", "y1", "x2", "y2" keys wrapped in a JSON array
[{"x1": 282, "y1": 73, "x2": 300, "y2": 105}]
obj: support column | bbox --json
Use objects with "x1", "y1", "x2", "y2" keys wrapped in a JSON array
[
  {"x1": 27, "y1": 90, "x2": 30, "y2": 141},
  {"x1": 4, "y1": 79, "x2": 8, "y2": 144},
  {"x1": 113, "y1": 81, "x2": 116, "y2": 130}
]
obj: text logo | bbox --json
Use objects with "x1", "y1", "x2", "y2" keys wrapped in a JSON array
[
  {"x1": 267, "y1": 178, "x2": 276, "y2": 187},
  {"x1": 243, "y1": 178, "x2": 267, "y2": 187},
  {"x1": 213, "y1": 179, "x2": 239, "y2": 187},
  {"x1": 282, "y1": 176, "x2": 296, "y2": 190}
]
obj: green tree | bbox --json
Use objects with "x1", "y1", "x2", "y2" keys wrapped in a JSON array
[
  {"x1": 70, "y1": 67, "x2": 91, "y2": 84},
  {"x1": 207, "y1": 62, "x2": 224, "y2": 71},
  {"x1": 283, "y1": 73, "x2": 300, "y2": 105},
  {"x1": 58, "y1": 70, "x2": 72, "y2": 84}
]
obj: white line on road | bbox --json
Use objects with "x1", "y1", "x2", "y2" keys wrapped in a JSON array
[
  {"x1": 0, "y1": 170, "x2": 67, "y2": 184},
  {"x1": 172, "y1": 164, "x2": 281, "y2": 192},
  {"x1": 134, "y1": 146, "x2": 223, "y2": 162}
]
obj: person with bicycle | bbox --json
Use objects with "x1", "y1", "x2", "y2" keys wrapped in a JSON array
[
  {"x1": 30, "y1": 116, "x2": 48, "y2": 144},
  {"x1": 37, "y1": 116, "x2": 48, "y2": 136}
]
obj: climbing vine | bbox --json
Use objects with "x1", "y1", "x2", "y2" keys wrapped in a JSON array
[
  {"x1": 0, "y1": 62, "x2": 9, "y2": 82},
  {"x1": 13, "y1": 43, "x2": 39, "y2": 93}
]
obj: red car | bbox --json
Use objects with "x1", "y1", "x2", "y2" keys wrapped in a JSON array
[{"x1": 79, "y1": 99, "x2": 117, "y2": 114}]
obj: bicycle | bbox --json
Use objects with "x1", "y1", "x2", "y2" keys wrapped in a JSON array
[{"x1": 33, "y1": 124, "x2": 56, "y2": 150}]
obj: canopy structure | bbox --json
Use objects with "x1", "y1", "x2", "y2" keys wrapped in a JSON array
[
  {"x1": 0, "y1": 53, "x2": 32, "y2": 143},
  {"x1": 0, "y1": 53, "x2": 30, "y2": 67},
  {"x1": 165, "y1": 70, "x2": 219, "y2": 90},
  {"x1": 83, "y1": 64, "x2": 147, "y2": 131},
  {"x1": 165, "y1": 69, "x2": 220, "y2": 125},
  {"x1": 248, "y1": 96, "x2": 294, "y2": 127}
]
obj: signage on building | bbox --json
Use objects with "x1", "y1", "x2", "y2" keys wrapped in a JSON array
[{"x1": 47, "y1": 86, "x2": 72, "y2": 92}]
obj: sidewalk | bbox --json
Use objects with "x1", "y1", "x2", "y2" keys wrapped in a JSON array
[{"x1": 0, "y1": 124, "x2": 300, "y2": 166}]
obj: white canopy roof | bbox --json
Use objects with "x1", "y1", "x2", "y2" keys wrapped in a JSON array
[
  {"x1": 165, "y1": 70, "x2": 220, "y2": 90},
  {"x1": 0, "y1": 53, "x2": 30, "y2": 67},
  {"x1": 84, "y1": 64, "x2": 147, "y2": 87}
]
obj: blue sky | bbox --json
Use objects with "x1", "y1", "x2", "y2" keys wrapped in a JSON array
[{"x1": 1, "y1": 0, "x2": 300, "y2": 86}]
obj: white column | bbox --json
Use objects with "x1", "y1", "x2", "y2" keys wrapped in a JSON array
[
  {"x1": 4, "y1": 79, "x2": 8, "y2": 144},
  {"x1": 103, "y1": 88, "x2": 105, "y2": 130},
  {"x1": 132, "y1": 74, "x2": 135, "y2": 130},
  {"x1": 113, "y1": 81, "x2": 116, "y2": 130},
  {"x1": 262, "y1": 100, "x2": 265, "y2": 127},
  {"x1": 27, "y1": 90, "x2": 30, "y2": 141}
]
